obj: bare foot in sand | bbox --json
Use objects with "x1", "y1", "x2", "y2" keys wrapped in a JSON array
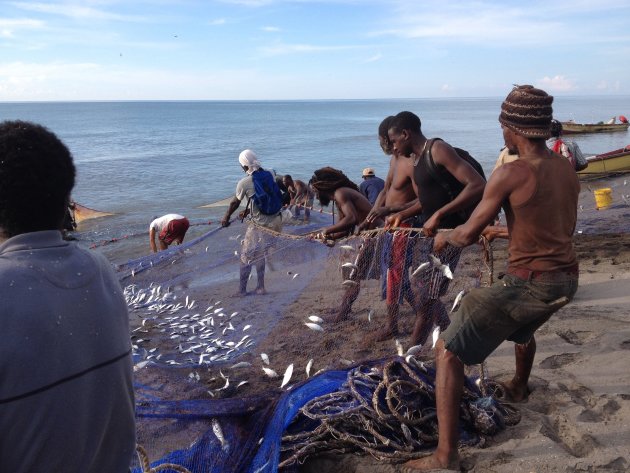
[
  {"x1": 366, "y1": 326, "x2": 399, "y2": 343},
  {"x1": 254, "y1": 287, "x2": 267, "y2": 295},
  {"x1": 401, "y1": 453, "x2": 460, "y2": 472},
  {"x1": 489, "y1": 379, "x2": 530, "y2": 403},
  {"x1": 321, "y1": 307, "x2": 350, "y2": 323}
]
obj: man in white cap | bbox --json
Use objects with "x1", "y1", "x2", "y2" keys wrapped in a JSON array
[
  {"x1": 221, "y1": 149, "x2": 283, "y2": 295},
  {"x1": 358, "y1": 167, "x2": 384, "y2": 206}
]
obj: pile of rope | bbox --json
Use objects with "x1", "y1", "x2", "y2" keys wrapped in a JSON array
[{"x1": 279, "y1": 357, "x2": 520, "y2": 468}]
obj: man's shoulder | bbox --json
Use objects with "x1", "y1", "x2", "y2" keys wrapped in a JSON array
[{"x1": 236, "y1": 175, "x2": 253, "y2": 188}]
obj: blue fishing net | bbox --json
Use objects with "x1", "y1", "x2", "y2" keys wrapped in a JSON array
[{"x1": 113, "y1": 211, "x2": 502, "y2": 472}]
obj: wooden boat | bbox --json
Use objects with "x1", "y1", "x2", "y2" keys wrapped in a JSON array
[
  {"x1": 561, "y1": 121, "x2": 629, "y2": 134},
  {"x1": 578, "y1": 146, "x2": 630, "y2": 179}
]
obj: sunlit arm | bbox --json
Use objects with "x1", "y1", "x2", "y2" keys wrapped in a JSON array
[
  {"x1": 221, "y1": 197, "x2": 241, "y2": 227},
  {"x1": 149, "y1": 227, "x2": 158, "y2": 253}
]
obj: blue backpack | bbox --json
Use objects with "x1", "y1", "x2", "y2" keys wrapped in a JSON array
[{"x1": 251, "y1": 169, "x2": 283, "y2": 215}]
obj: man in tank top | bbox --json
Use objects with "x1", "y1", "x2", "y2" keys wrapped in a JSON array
[
  {"x1": 384, "y1": 111, "x2": 486, "y2": 346},
  {"x1": 402, "y1": 85, "x2": 580, "y2": 472}
]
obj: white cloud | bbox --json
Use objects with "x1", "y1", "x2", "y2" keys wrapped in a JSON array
[
  {"x1": 441, "y1": 84, "x2": 451, "y2": 91},
  {"x1": 261, "y1": 26, "x2": 280, "y2": 32},
  {"x1": 10, "y1": 1, "x2": 147, "y2": 22},
  {"x1": 258, "y1": 42, "x2": 359, "y2": 56},
  {"x1": 364, "y1": 53, "x2": 381, "y2": 63},
  {"x1": 537, "y1": 75, "x2": 577, "y2": 92},
  {"x1": 210, "y1": 18, "x2": 227, "y2": 26},
  {"x1": 375, "y1": 2, "x2": 571, "y2": 46}
]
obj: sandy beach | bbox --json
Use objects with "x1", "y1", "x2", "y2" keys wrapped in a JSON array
[{"x1": 126, "y1": 173, "x2": 630, "y2": 473}]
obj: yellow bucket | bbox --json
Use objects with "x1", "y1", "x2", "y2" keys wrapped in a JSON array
[{"x1": 594, "y1": 188, "x2": 612, "y2": 209}]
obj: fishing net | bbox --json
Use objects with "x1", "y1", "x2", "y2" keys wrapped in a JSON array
[{"x1": 114, "y1": 210, "x2": 511, "y2": 472}]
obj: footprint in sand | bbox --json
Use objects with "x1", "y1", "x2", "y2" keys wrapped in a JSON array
[
  {"x1": 620, "y1": 340, "x2": 630, "y2": 350},
  {"x1": 540, "y1": 414, "x2": 599, "y2": 457},
  {"x1": 556, "y1": 330, "x2": 592, "y2": 346},
  {"x1": 539, "y1": 352, "x2": 581, "y2": 369},
  {"x1": 565, "y1": 456, "x2": 629, "y2": 472}
]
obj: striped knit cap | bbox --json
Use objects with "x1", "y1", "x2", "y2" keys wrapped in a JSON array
[{"x1": 499, "y1": 85, "x2": 554, "y2": 139}]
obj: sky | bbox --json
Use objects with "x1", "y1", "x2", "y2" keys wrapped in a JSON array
[{"x1": 1, "y1": 0, "x2": 629, "y2": 101}]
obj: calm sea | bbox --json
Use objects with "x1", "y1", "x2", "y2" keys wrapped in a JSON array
[{"x1": 2, "y1": 97, "x2": 629, "y2": 251}]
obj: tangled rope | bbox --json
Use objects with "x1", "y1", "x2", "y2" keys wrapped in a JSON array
[
  {"x1": 279, "y1": 357, "x2": 520, "y2": 468},
  {"x1": 135, "y1": 445, "x2": 192, "y2": 473}
]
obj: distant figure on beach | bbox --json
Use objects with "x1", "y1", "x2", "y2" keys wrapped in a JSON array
[
  {"x1": 283, "y1": 175, "x2": 315, "y2": 221},
  {"x1": 275, "y1": 174, "x2": 292, "y2": 206},
  {"x1": 385, "y1": 111, "x2": 486, "y2": 345},
  {"x1": 0, "y1": 120, "x2": 135, "y2": 472},
  {"x1": 149, "y1": 213, "x2": 190, "y2": 253},
  {"x1": 402, "y1": 85, "x2": 580, "y2": 472},
  {"x1": 548, "y1": 119, "x2": 588, "y2": 172},
  {"x1": 358, "y1": 167, "x2": 385, "y2": 206},
  {"x1": 222, "y1": 149, "x2": 283, "y2": 295}
]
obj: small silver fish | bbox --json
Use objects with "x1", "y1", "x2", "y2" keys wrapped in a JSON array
[
  {"x1": 368, "y1": 309, "x2": 374, "y2": 322},
  {"x1": 395, "y1": 339, "x2": 404, "y2": 356},
  {"x1": 451, "y1": 290, "x2": 465, "y2": 312},
  {"x1": 339, "y1": 245, "x2": 354, "y2": 251},
  {"x1": 441, "y1": 264, "x2": 453, "y2": 280},
  {"x1": 308, "y1": 315, "x2": 324, "y2": 324},
  {"x1": 411, "y1": 261, "x2": 430, "y2": 277},
  {"x1": 262, "y1": 367, "x2": 278, "y2": 378},
  {"x1": 133, "y1": 360, "x2": 151, "y2": 371},
  {"x1": 280, "y1": 363, "x2": 294, "y2": 389},
  {"x1": 242, "y1": 324, "x2": 251, "y2": 331},
  {"x1": 212, "y1": 418, "x2": 229, "y2": 451},
  {"x1": 261, "y1": 353, "x2": 270, "y2": 365},
  {"x1": 304, "y1": 322, "x2": 324, "y2": 332},
  {"x1": 306, "y1": 359, "x2": 314, "y2": 377},
  {"x1": 432, "y1": 326, "x2": 441, "y2": 349},
  {"x1": 341, "y1": 262, "x2": 358, "y2": 270},
  {"x1": 406, "y1": 344, "x2": 423, "y2": 356},
  {"x1": 341, "y1": 279, "x2": 358, "y2": 287},
  {"x1": 230, "y1": 362, "x2": 251, "y2": 369},
  {"x1": 292, "y1": 273, "x2": 299, "y2": 279}
]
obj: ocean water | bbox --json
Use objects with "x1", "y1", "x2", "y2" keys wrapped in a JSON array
[{"x1": 2, "y1": 97, "x2": 629, "y2": 251}]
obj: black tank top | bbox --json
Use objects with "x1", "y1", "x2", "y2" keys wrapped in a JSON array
[{"x1": 413, "y1": 143, "x2": 470, "y2": 229}]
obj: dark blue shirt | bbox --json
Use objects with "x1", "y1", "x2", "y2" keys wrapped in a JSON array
[{"x1": 359, "y1": 176, "x2": 385, "y2": 206}]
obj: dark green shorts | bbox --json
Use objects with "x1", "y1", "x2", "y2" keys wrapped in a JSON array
[{"x1": 441, "y1": 272, "x2": 578, "y2": 365}]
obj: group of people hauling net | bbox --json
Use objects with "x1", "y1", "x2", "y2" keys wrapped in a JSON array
[{"x1": 1, "y1": 85, "x2": 582, "y2": 473}]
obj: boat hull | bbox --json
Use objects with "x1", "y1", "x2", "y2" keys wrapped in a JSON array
[
  {"x1": 561, "y1": 122, "x2": 629, "y2": 134},
  {"x1": 578, "y1": 148, "x2": 630, "y2": 179}
]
